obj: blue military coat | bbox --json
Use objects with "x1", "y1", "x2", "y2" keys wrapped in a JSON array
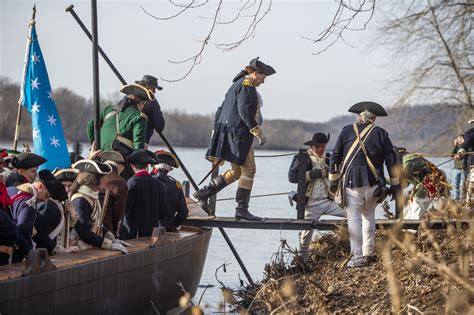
[
  {"x1": 206, "y1": 77, "x2": 259, "y2": 165},
  {"x1": 33, "y1": 200, "x2": 62, "y2": 254},
  {"x1": 154, "y1": 171, "x2": 188, "y2": 229},
  {"x1": 72, "y1": 197, "x2": 105, "y2": 248},
  {"x1": 329, "y1": 123, "x2": 396, "y2": 188},
  {"x1": 142, "y1": 99, "x2": 165, "y2": 144},
  {"x1": 119, "y1": 171, "x2": 169, "y2": 240}
]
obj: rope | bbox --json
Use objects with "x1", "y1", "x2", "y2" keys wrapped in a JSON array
[
  {"x1": 254, "y1": 152, "x2": 297, "y2": 158},
  {"x1": 187, "y1": 191, "x2": 289, "y2": 204}
]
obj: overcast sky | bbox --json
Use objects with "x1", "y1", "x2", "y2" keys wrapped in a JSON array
[{"x1": 1, "y1": 0, "x2": 400, "y2": 122}]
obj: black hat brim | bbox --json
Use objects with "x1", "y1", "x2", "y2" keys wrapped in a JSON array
[
  {"x1": 127, "y1": 149, "x2": 159, "y2": 165},
  {"x1": 38, "y1": 170, "x2": 68, "y2": 202},
  {"x1": 249, "y1": 58, "x2": 276, "y2": 76},
  {"x1": 53, "y1": 168, "x2": 79, "y2": 183},
  {"x1": 11, "y1": 153, "x2": 47, "y2": 169},
  {"x1": 135, "y1": 80, "x2": 163, "y2": 91},
  {"x1": 348, "y1": 101, "x2": 388, "y2": 116},
  {"x1": 121, "y1": 84, "x2": 156, "y2": 101},
  {"x1": 97, "y1": 151, "x2": 126, "y2": 164},
  {"x1": 155, "y1": 151, "x2": 180, "y2": 168}
]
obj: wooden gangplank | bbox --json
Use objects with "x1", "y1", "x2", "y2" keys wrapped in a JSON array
[{"x1": 185, "y1": 216, "x2": 471, "y2": 231}]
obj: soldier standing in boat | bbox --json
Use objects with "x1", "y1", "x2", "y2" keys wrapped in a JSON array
[
  {"x1": 328, "y1": 102, "x2": 399, "y2": 267},
  {"x1": 194, "y1": 57, "x2": 276, "y2": 221},
  {"x1": 153, "y1": 150, "x2": 189, "y2": 231},
  {"x1": 288, "y1": 132, "x2": 346, "y2": 261},
  {"x1": 134, "y1": 75, "x2": 166, "y2": 148},
  {"x1": 86, "y1": 84, "x2": 155, "y2": 154}
]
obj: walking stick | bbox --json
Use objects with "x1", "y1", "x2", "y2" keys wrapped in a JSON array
[
  {"x1": 66, "y1": 6, "x2": 254, "y2": 284},
  {"x1": 198, "y1": 160, "x2": 222, "y2": 186}
]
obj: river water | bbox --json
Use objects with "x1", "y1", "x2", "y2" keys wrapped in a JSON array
[{"x1": 0, "y1": 141, "x2": 456, "y2": 312}]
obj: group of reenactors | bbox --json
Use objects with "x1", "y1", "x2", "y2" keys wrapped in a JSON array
[{"x1": 0, "y1": 56, "x2": 472, "y2": 269}]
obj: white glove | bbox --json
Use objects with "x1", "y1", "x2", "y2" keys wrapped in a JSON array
[
  {"x1": 111, "y1": 242, "x2": 128, "y2": 254},
  {"x1": 113, "y1": 239, "x2": 132, "y2": 247},
  {"x1": 256, "y1": 133, "x2": 267, "y2": 146}
]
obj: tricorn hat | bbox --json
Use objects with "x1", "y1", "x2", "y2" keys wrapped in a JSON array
[
  {"x1": 348, "y1": 101, "x2": 388, "y2": 116},
  {"x1": 120, "y1": 84, "x2": 156, "y2": 102},
  {"x1": 135, "y1": 75, "x2": 163, "y2": 91},
  {"x1": 52, "y1": 168, "x2": 80, "y2": 183},
  {"x1": 10, "y1": 152, "x2": 47, "y2": 169},
  {"x1": 127, "y1": 149, "x2": 159, "y2": 165},
  {"x1": 154, "y1": 150, "x2": 180, "y2": 168},
  {"x1": 249, "y1": 57, "x2": 276, "y2": 76},
  {"x1": 38, "y1": 169, "x2": 68, "y2": 202},
  {"x1": 97, "y1": 151, "x2": 126, "y2": 164},
  {"x1": 304, "y1": 132, "x2": 330, "y2": 146},
  {"x1": 468, "y1": 118, "x2": 474, "y2": 125},
  {"x1": 72, "y1": 159, "x2": 112, "y2": 175}
]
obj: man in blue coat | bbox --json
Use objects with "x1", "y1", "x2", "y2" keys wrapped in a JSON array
[
  {"x1": 328, "y1": 101, "x2": 399, "y2": 267},
  {"x1": 8, "y1": 170, "x2": 68, "y2": 262},
  {"x1": 194, "y1": 57, "x2": 276, "y2": 221},
  {"x1": 457, "y1": 118, "x2": 474, "y2": 205},
  {"x1": 153, "y1": 150, "x2": 188, "y2": 231},
  {"x1": 135, "y1": 75, "x2": 166, "y2": 146},
  {"x1": 119, "y1": 149, "x2": 169, "y2": 239}
]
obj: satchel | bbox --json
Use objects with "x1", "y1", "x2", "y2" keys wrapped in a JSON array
[{"x1": 110, "y1": 112, "x2": 134, "y2": 155}]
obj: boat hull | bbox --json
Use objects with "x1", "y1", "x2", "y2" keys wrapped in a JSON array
[{"x1": 0, "y1": 228, "x2": 212, "y2": 314}]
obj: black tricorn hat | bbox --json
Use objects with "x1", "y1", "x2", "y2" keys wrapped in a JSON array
[
  {"x1": 97, "y1": 151, "x2": 126, "y2": 164},
  {"x1": 120, "y1": 84, "x2": 156, "y2": 102},
  {"x1": 135, "y1": 75, "x2": 163, "y2": 91},
  {"x1": 10, "y1": 152, "x2": 47, "y2": 169},
  {"x1": 52, "y1": 168, "x2": 80, "y2": 183},
  {"x1": 72, "y1": 159, "x2": 112, "y2": 175},
  {"x1": 249, "y1": 57, "x2": 276, "y2": 76},
  {"x1": 38, "y1": 169, "x2": 68, "y2": 202},
  {"x1": 348, "y1": 101, "x2": 388, "y2": 116},
  {"x1": 127, "y1": 149, "x2": 159, "y2": 165},
  {"x1": 154, "y1": 150, "x2": 180, "y2": 168},
  {"x1": 304, "y1": 132, "x2": 330, "y2": 146}
]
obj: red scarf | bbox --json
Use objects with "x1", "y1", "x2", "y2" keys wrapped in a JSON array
[
  {"x1": 0, "y1": 182, "x2": 13, "y2": 208},
  {"x1": 134, "y1": 170, "x2": 151, "y2": 177}
]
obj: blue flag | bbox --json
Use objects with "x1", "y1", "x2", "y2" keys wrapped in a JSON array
[{"x1": 20, "y1": 22, "x2": 70, "y2": 170}]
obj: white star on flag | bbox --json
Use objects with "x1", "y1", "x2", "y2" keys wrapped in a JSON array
[
  {"x1": 47, "y1": 90, "x2": 54, "y2": 100},
  {"x1": 31, "y1": 52, "x2": 41, "y2": 65},
  {"x1": 47, "y1": 115, "x2": 57, "y2": 126},
  {"x1": 33, "y1": 128, "x2": 40, "y2": 139},
  {"x1": 50, "y1": 136, "x2": 60, "y2": 148},
  {"x1": 31, "y1": 77, "x2": 41, "y2": 90},
  {"x1": 31, "y1": 102, "x2": 41, "y2": 114}
]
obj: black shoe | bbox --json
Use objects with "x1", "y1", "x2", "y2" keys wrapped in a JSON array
[
  {"x1": 234, "y1": 187, "x2": 262, "y2": 221},
  {"x1": 288, "y1": 191, "x2": 297, "y2": 207},
  {"x1": 193, "y1": 176, "x2": 227, "y2": 212}
]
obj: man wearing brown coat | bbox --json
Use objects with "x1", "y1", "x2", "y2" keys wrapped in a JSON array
[{"x1": 97, "y1": 151, "x2": 128, "y2": 237}]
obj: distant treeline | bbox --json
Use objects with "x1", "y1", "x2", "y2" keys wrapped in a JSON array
[{"x1": 0, "y1": 77, "x2": 466, "y2": 153}]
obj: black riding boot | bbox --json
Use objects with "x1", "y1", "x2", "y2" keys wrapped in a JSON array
[
  {"x1": 234, "y1": 187, "x2": 262, "y2": 221},
  {"x1": 193, "y1": 176, "x2": 227, "y2": 212}
]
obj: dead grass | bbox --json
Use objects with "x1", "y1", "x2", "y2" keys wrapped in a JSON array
[{"x1": 231, "y1": 200, "x2": 473, "y2": 314}]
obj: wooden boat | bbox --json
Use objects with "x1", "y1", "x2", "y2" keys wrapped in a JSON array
[{"x1": 0, "y1": 202, "x2": 212, "y2": 315}]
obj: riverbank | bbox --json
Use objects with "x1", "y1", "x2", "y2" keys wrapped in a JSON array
[{"x1": 228, "y1": 200, "x2": 473, "y2": 313}]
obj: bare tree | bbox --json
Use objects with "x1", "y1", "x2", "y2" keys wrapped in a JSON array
[
  {"x1": 141, "y1": 0, "x2": 376, "y2": 81},
  {"x1": 377, "y1": 1, "x2": 473, "y2": 114}
]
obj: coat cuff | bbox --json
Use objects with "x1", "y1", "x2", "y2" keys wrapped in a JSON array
[
  {"x1": 328, "y1": 173, "x2": 339, "y2": 181},
  {"x1": 305, "y1": 171, "x2": 312, "y2": 182},
  {"x1": 457, "y1": 148, "x2": 466, "y2": 154},
  {"x1": 101, "y1": 238, "x2": 113, "y2": 250},
  {"x1": 249, "y1": 126, "x2": 262, "y2": 137}
]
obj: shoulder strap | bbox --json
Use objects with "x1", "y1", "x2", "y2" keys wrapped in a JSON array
[
  {"x1": 71, "y1": 192, "x2": 94, "y2": 208},
  {"x1": 353, "y1": 124, "x2": 378, "y2": 179},
  {"x1": 339, "y1": 124, "x2": 375, "y2": 175},
  {"x1": 115, "y1": 113, "x2": 121, "y2": 135}
]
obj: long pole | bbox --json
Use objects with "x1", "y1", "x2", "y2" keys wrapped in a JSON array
[
  {"x1": 14, "y1": 5, "x2": 37, "y2": 150},
  {"x1": 91, "y1": 0, "x2": 101, "y2": 149},
  {"x1": 65, "y1": 5, "x2": 254, "y2": 285}
]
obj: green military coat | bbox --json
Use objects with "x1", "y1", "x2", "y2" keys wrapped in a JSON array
[
  {"x1": 403, "y1": 153, "x2": 431, "y2": 198},
  {"x1": 87, "y1": 104, "x2": 147, "y2": 151}
]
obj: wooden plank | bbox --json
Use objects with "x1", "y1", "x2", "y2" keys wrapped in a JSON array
[{"x1": 185, "y1": 217, "x2": 472, "y2": 231}]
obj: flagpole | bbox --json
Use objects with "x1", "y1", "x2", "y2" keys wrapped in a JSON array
[
  {"x1": 91, "y1": 0, "x2": 101, "y2": 149},
  {"x1": 14, "y1": 5, "x2": 36, "y2": 150}
]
